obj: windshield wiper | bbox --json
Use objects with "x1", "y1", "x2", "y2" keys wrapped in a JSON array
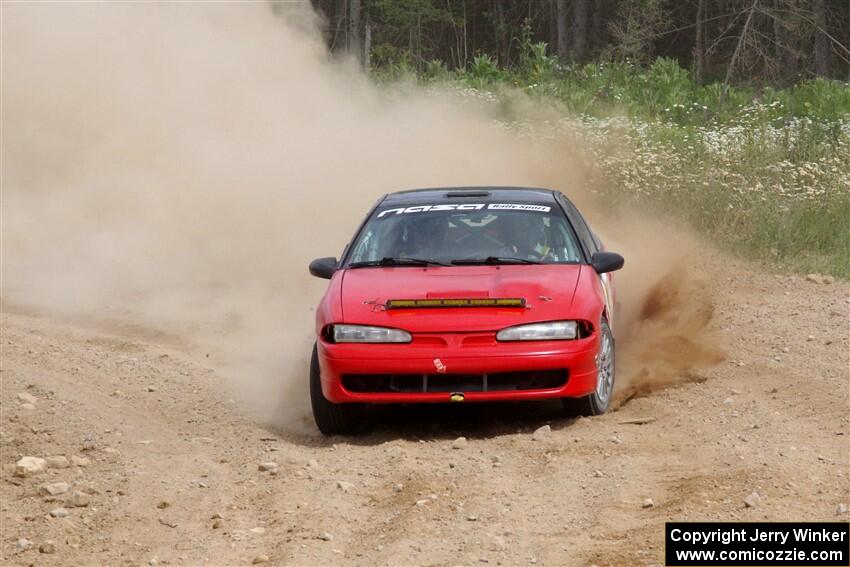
[
  {"x1": 349, "y1": 257, "x2": 451, "y2": 268},
  {"x1": 451, "y1": 256, "x2": 542, "y2": 265}
]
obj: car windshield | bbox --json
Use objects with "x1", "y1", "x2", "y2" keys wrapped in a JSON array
[{"x1": 346, "y1": 202, "x2": 583, "y2": 266}]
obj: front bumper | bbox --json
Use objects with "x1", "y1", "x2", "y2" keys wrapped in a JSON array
[{"x1": 317, "y1": 332, "x2": 601, "y2": 404}]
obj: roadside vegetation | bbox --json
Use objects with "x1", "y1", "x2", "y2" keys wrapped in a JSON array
[
  {"x1": 375, "y1": 50, "x2": 850, "y2": 278},
  {"x1": 313, "y1": 0, "x2": 849, "y2": 277}
]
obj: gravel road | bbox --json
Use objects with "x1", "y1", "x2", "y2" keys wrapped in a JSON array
[{"x1": 2, "y1": 260, "x2": 848, "y2": 566}]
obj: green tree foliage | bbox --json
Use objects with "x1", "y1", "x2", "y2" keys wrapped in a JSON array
[{"x1": 311, "y1": 0, "x2": 850, "y2": 85}]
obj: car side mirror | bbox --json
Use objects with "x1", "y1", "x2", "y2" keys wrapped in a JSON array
[
  {"x1": 309, "y1": 257, "x2": 338, "y2": 279},
  {"x1": 590, "y1": 251, "x2": 624, "y2": 274}
]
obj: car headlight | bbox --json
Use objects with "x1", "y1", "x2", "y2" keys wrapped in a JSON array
[
  {"x1": 496, "y1": 320, "x2": 578, "y2": 341},
  {"x1": 329, "y1": 324, "x2": 412, "y2": 344}
]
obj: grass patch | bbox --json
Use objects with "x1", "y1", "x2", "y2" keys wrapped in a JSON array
[{"x1": 376, "y1": 55, "x2": 850, "y2": 278}]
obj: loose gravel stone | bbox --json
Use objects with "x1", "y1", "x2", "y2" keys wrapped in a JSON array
[
  {"x1": 17, "y1": 392, "x2": 37, "y2": 405},
  {"x1": 15, "y1": 456, "x2": 47, "y2": 477},
  {"x1": 46, "y1": 456, "x2": 71, "y2": 469},
  {"x1": 744, "y1": 491, "x2": 762, "y2": 508},
  {"x1": 41, "y1": 482, "x2": 71, "y2": 496},
  {"x1": 39, "y1": 541, "x2": 56, "y2": 554},
  {"x1": 451, "y1": 437, "x2": 467, "y2": 449},
  {"x1": 67, "y1": 490, "x2": 90, "y2": 507},
  {"x1": 71, "y1": 455, "x2": 90, "y2": 467},
  {"x1": 49, "y1": 507, "x2": 70, "y2": 518},
  {"x1": 258, "y1": 462, "x2": 278, "y2": 472},
  {"x1": 532, "y1": 425, "x2": 551, "y2": 440}
]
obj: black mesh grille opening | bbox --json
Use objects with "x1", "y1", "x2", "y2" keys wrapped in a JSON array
[{"x1": 342, "y1": 370, "x2": 567, "y2": 393}]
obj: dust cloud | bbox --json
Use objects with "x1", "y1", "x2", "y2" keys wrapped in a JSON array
[
  {"x1": 2, "y1": 2, "x2": 720, "y2": 430},
  {"x1": 605, "y1": 218, "x2": 724, "y2": 403}
]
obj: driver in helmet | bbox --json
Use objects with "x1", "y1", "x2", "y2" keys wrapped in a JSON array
[
  {"x1": 402, "y1": 213, "x2": 448, "y2": 260},
  {"x1": 492, "y1": 213, "x2": 550, "y2": 260}
]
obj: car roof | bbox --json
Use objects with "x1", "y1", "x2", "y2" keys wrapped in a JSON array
[{"x1": 380, "y1": 186, "x2": 559, "y2": 206}]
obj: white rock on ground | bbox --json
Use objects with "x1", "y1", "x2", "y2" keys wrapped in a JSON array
[
  {"x1": 744, "y1": 491, "x2": 762, "y2": 508},
  {"x1": 67, "y1": 490, "x2": 90, "y2": 507},
  {"x1": 46, "y1": 456, "x2": 71, "y2": 469},
  {"x1": 257, "y1": 462, "x2": 278, "y2": 472},
  {"x1": 336, "y1": 480, "x2": 354, "y2": 492},
  {"x1": 488, "y1": 535, "x2": 507, "y2": 551},
  {"x1": 15, "y1": 538, "x2": 32, "y2": 552},
  {"x1": 532, "y1": 424, "x2": 551, "y2": 440},
  {"x1": 49, "y1": 507, "x2": 70, "y2": 518},
  {"x1": 15, "y1": 456, "x2": 47, "y2": 477},
  {"x1": 252, "y1": 555, "x2": 269, "y2": 564},
  {"x1": 41, "y1": 482, "x2": 71, "y2": 496},
  {"x1": 451, "y1": 436, "x2": 467, "y2": 449},
  {"x1": 71, "y1": 455, "x2": 90, "y2": 467},
  {"x1": 17, "y1": 392, "x2": 37, "y2": 405},
  {"x1": 642, "y1": 498, "x2": 655, "y2": 508}
]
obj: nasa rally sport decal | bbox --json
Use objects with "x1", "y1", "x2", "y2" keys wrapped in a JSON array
[{"x1": 376, "y1": 203, "x2": 551, "y2": 217}]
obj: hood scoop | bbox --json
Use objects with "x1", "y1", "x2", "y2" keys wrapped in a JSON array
[{"x1": 426, "y1": 290, "x2": 489, "y2": 299}]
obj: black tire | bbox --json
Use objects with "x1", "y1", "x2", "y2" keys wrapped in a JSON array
[
  {"x1": 309, "y1": 344, "x2": 366, "y2": 435},
  {"x1": 563, "y1": 317, "x2": 615, "y2": 417}
]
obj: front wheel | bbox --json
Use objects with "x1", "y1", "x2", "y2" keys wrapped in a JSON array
[
  {"x1": 563, "y1": 317, "x2": 615, "y2": 417},
  {"x1": 309, "y1": 344, "x2": 366, "y2": 435}
]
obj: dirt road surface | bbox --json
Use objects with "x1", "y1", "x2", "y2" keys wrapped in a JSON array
[{"x1": 2, "y1": 259, "x2": 848, "y2": 567}]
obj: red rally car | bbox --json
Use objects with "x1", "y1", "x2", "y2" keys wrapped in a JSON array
[{"x1": 308, "y1": 187, "x2": 624, "y2": 435}]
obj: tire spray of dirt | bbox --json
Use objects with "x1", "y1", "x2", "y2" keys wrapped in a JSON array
[{"x1": 2, "y1": 3, "x2": 721, "y2": 431}]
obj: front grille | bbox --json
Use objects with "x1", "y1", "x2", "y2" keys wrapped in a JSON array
[{"x1": 342, "y1": 370, "x2": 568, "y2": 393}]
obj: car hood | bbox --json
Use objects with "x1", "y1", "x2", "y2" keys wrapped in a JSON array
[{"x1": 340, "y1": 264, "x2": 583, "y2": 332}]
